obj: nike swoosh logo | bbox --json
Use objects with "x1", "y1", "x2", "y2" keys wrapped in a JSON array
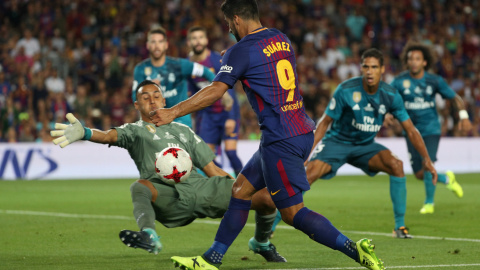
[{"x1": 270, "y1": 189, "x2": 281, "y2": 196}]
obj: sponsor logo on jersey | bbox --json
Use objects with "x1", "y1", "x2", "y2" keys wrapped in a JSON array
[
  {"x1": 329, "y1": 98, "x2": 336, "y2": 110},
  {"x1": 280, "y1": 100, "x2": 303, "y2": 112},
  {"x1": 414, "y1": 86, "x2": 422, "y2": 94},
  {"x1": 353, "y1": 92, "x2": 362, "y2": 103},
  {"x1": 351, "y1": 116, "x2": 382, "y2": 132},
  {"x1": 404, "y1": 89, "x2": 411, "y2": 95},
  {"x1": 262, "y1": 40, "x2": 291, "y2": 57},
  {"x1": 153, "y1": 134, "x2": 161, "y2": 140},
  {"x1": 144, "y1": 67, "x2": 152, "y2": 76},
  {"x1": 219, "y1": 65, "x2": 233, "y2": 73},
  {"x1": 404, "y1": 97, "x2": 435, "y2": 110},
  {"x1": 163, "y1": 89, "x2": 178, "y2": 98},
  {"x1": 379, "y1": 104, "x2": 386, "y2": 114},
  {"x1": 146, "y1": 125, "x2": 156, "y2": 133},
  {"x1": 352, "y1": 104, "x2": 360, "y2": 110}
]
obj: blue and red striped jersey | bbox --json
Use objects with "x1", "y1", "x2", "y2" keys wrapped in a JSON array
[{"x1": 214, "y1": 27, "x2": 315, "y2": 145}]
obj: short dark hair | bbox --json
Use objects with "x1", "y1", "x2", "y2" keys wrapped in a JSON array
[
  {"x1": 148, "y1": 27, "x2": 167, "y2": 40},
  {"x1": 401, "y1": 40, "x2": 435, "y2": 71},
  {"x1": 187, "y1": 26, "x2": 207, "y2": 39},
  {"x1": 135, "y1": 80, "x2": 161, "y2": 100},
  {"x1": 361, "y1": 48, "x2": 384, "y2": 66},
  {"x1": 221, "y1": 0, "x2": 259, "y2": 21}
]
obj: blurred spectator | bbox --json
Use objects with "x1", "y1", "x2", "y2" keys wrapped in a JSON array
[
  {"x1": 45, "y1": 68, "x2": 65, "y2": 94},
  {"x1": 0, "y1": 0, "x2": 479, "y2": 142}
]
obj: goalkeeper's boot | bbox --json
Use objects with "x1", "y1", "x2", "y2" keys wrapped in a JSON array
[
  {"x1": 269, "y1": 210, "x2": 283, "y2": 239},
  {"x1": 393, "y1": 226, "x2": 413, "y2": 239},
  {"x1": 446, "y1": 171, "x2": 463, "y2": 198},
  {"x1": 171, "y1": 255, "x2": 220, "y2": 270},
  {"x1": 356, "y1": 238, "x2": 385, "y2": 270},
  {"x1": 119, "y1": 228, "x2": 162, "y2": 254},
  {"x1": 248, "y1": 237, "x2": 286, "y2": 262},
  {"x1": 419, "y1": 203, "x2": 434, "y2": 214}
]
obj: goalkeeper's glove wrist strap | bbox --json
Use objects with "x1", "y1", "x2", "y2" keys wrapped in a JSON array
[{"x1": 82, "y1": 127, "x2": 92, "y2": 140}]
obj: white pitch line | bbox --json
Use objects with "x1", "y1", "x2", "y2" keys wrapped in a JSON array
[
  {"x1": 2, "y1": 209, "x2": 480, "y2": 243},
  {"x1": 0, "y1": 209, "x2": 131, "y2": 220},
  {"x1": 249, "y1": 264, "x2": 480, "y2": 270}
]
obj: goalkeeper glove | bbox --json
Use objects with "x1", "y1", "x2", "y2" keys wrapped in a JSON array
[{"x1": 50, "y1": 113, "x2": 92, "y2": 148}]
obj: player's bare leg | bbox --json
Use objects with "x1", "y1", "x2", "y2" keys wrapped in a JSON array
[{"x1": 368, "y1": 150, "x2": 411, "y2": 239}]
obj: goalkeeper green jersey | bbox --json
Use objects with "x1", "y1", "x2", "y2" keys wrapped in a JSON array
[
  {"x1": 113, "y1": 120, "x2": 214, "y2": 182},
  {"x1": 112, "y1": 120, "x2": 233, "y2": 228}
]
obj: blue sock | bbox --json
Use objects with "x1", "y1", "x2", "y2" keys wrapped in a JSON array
[
  {"x1": 225, "y1": 150, "x2": 243, "y2": 176},
  {"x1": 423, "y1": 171, "x2": 435, "y2": 204},
  {"x1": 389, "y1": 176, "x2": 407, "y2": 230},
  {"x1": 437, "y1": 173, "x2": 447, "y2": 184},
  {"x1": 293, "y1": 207, "x2": 358, "y2": 262},
  {"x1": 203, "y1": 197, "x2": 251, "y2": 264}
]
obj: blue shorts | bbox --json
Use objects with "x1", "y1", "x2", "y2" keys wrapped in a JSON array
[
  {"x1": 310, "y1": 139, "x2": 388, "y2": 179},
  {"x1": 406, "y1": 134, "x2": 439, "y2": 173},
  {"x1": 199, "y1": 112, "x2": 239, "y2": 145},
  {"x1": 241, "y1": 132, "x2": 314, "y2": 209}
]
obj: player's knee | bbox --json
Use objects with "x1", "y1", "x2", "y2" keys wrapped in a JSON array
[
  {"x1": 306, "y1": 160, "x2": 329, "y2": 185},
  {"x1": 414, "y1": 171, "x2": 424, "y2": 180},
  {"x1": 251, "y1": 189, "x2": 276, "y2": 215},
  {"x1": 388, "y1": 158, "x2": 404, "y2": 177},
  {"x1": 130, "y1": 180, "x2": 157, "y2": 202}
]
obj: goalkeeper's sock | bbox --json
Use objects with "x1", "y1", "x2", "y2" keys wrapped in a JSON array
[
  {"x1": 254, "y1": 211, "x2": 277, "y2": 243},
  {"x1": 390, "y1": 175, "x2": 407, "y2": 230},
  {"x1": 423, "y1": 171, "x2": 436, "y2": 204},
  {"x1": 130, "y1": 181, "x2": 156, "y2": 230}
]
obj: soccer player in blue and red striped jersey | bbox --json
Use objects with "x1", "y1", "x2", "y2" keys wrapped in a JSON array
[{"x1": 151, "y1": 1, "x2": 384, "y2": 269}]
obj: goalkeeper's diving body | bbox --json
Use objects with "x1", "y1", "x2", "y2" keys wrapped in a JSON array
[{"x1": 50, "y1": 80, "x2": 286, "y2": 262}]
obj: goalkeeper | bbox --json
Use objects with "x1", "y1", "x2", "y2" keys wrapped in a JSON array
[{"x1": 50, "y1": 80, "x2": 286, "y2": 262}]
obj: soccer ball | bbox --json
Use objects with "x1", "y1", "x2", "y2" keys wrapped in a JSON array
[{"x1": 155, "y1": 147, "x2": 193, "y2": 185}]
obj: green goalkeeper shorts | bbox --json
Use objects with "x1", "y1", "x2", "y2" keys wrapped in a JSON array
[{"x1": 149, "y1": 174, "x2": 234, "y2": 228}]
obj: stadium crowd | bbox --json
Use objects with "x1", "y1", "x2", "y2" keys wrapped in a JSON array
[{"x1": 1, "y1": 0, "x2": 479, "y2": 143}]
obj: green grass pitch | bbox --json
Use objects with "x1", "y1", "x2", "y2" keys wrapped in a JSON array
[{"x1": 1, "y1": 174, "x2": 479, "y2": 269}]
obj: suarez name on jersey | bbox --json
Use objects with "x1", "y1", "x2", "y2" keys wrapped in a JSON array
[{"x1": 214, "y1": 27, "x2": 315, "y2": 145}]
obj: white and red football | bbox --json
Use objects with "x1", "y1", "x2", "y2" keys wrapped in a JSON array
[{"x1": 155, "y1": 147, "x2": 193, "y2": 185}]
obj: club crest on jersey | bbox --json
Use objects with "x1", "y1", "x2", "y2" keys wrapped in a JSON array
[
  {"x1": 379, "y1": 104, "x2": 386, "y2": 114},
  {"x1": 353, "y1": 92, "x2": 362, "y2": 103},
  {"x1": 144, "y1": 67, "x2": 152, "y2": 76},
  {"x1": 146, "y1": 125, "x2": 156, "y2": 133},
  {"x1": 403, "y1": 80, "x2": 411, "y2": 89}
]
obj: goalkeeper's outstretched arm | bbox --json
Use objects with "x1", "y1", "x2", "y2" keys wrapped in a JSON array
[{"x1": 51, "y1": 113, "x2": 117, "y2": 148}]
